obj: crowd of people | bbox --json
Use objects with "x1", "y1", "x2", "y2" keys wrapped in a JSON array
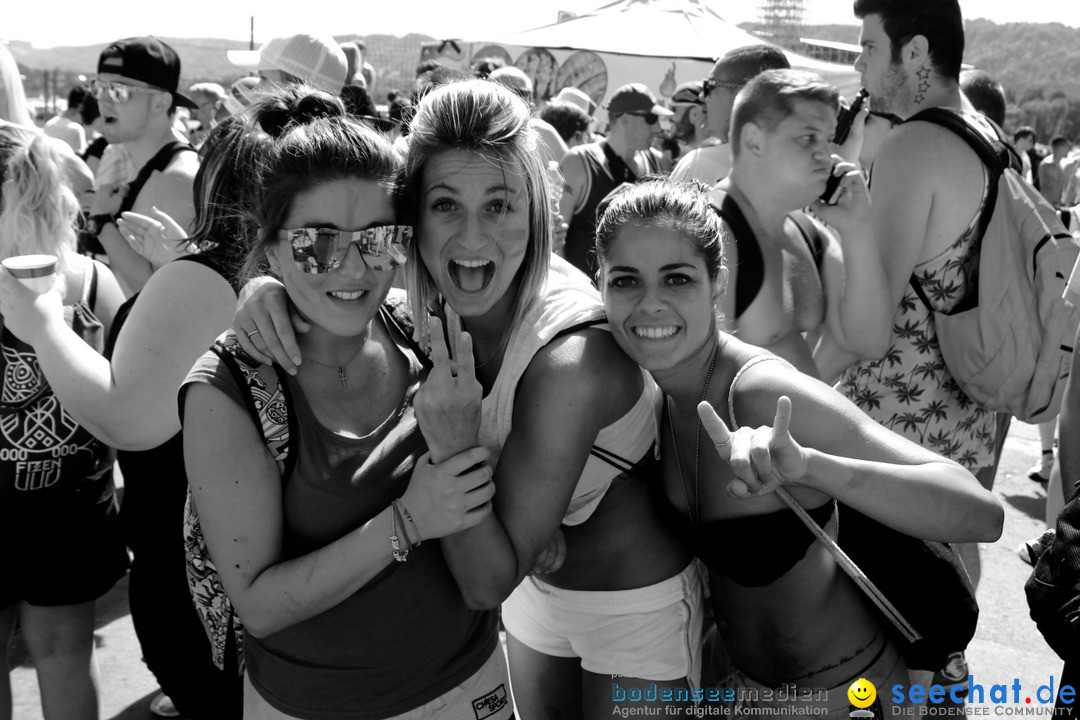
[{"x1": 5, "y1": 0, "x2": 1080, "y2": 717}]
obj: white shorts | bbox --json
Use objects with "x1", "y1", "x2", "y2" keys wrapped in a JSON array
[
  {"x1": 242, "y1": 646, "x2": 513, "y2": 720},
  {"x1": 501, "y1": 561, "x2": 704, "y2": 684}
]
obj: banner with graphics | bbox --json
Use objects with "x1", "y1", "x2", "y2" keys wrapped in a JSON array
[{"x1": 420, "y1": 40, "x2": 860, "y2": 128}]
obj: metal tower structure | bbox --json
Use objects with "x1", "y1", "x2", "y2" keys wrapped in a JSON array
[{"x1": 757, "y1": 0, "x2": 806, "y2": 50}]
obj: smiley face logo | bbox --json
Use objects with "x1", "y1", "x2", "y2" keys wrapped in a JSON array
[{"x1": 848, "y1": 678, "x2": 877, "y2": 709}]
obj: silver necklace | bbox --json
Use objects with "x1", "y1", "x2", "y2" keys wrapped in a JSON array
[
  {"x1": 304, "y1": 341, "x2": 366, "y2": 388},
  {"x1": 666, "y1": 344, "x2": 719, "y2": 526}
]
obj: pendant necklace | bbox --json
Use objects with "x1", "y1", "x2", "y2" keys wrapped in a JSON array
[
  {"x1": 666, "y1": 344, "x2": 719, "y2": 526},
  {"x1": 304, "y1": 341, "x2": 367, "y2": 388}
]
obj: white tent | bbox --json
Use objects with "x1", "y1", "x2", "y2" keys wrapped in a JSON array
[{"x1": 421, "y1": 0, "x2": 861, "y2": 123}]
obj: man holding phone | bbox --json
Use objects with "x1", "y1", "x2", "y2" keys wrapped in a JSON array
[{"x1": 707, "y1": 69, "x2": 878, "y2": 378}]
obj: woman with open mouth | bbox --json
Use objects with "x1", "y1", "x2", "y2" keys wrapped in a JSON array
[{"x1": 236, "y1": 79, "x2": 702, "y2": 718}]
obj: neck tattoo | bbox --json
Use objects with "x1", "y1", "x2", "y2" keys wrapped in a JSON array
[
  {"x1": 914, "y1": 66, "x2": 931, "y2": 105},
  {"x1": 304, "y1": 340, "x2": 367, "y2": 388},
  {"x1": 666, "y1": 344, "x2": 719, "y2": 526}
]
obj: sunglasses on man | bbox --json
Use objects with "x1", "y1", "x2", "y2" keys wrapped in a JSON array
[
  {"x1": 701, "y1": 78, "x2": 745, "y2": 99},
  {"x1": 90, "y1": 79, "x2": 160, "y2": 104},
  {"x1": 282, "y1": 226, "x2": 412, "y2": 274}
]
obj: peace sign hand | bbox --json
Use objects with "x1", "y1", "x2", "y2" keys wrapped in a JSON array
[
  {"x1": 697, "y1": 396, "x2": 810, "y2": 498},
  {"x1": 414, "y1": 316, "x2": 483, "y2": 463}
]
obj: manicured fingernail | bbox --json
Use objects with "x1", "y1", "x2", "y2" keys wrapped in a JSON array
[{"x1": 291, "y1": 356, "x2": 302, "y2": 366}]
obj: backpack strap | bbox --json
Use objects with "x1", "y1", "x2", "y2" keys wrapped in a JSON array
[
  {"x1": 78, "y1": 260, "x2": 99, "y2": 312},
  {"x1": 381, "y1": 293, "x2": 432, "y2": 371},
  {"x1": 789, "y1": 211, "x2": 827, "y2": 273},
  {"x1": 209, "y1": 334, "x2": 296, "y2": 483},
  {"x1": 906, "y1": 108, "x2": 1016, "y2": 175},
  {"x1": 903, "y1": 109, "x2": 1006, "y2": 312},
  {"x1": 713, "y1": 191, "x2": 765, "y2": 319},
  {"x1": 117, "y1": 140, "x2": 197, "y2": 217}
]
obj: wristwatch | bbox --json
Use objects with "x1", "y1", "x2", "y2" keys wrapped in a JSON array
[{"x1": 85, "y1": 214, "x2": 114, "y2": 237}]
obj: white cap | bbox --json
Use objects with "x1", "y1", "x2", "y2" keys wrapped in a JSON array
[
  {"x1": 228, "y1": 33, "x2": 347, "y2": 94},
  {"x1": 554, "y1": 86, "x2": 594, "y2": 115}
]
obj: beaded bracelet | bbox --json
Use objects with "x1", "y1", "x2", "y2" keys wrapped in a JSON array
[
  {"x1": 394, "y1": 498, "x2": 423, "y2": 547},
  {"x1": 390, "y1": 504, "x2": 409, "y2": 563}
]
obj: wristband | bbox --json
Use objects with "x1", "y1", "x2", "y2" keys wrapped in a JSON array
[
  {"x1": 394, "y1": 498, "x2": 423, "y2": 547},
  {"x1": 390, "y1": 505, "x2": 409, "y2": 563}
]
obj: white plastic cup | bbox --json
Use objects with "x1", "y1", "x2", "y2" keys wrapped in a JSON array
[{"x1": 2, "y1": 254, "x2": 58, "y2": 293}]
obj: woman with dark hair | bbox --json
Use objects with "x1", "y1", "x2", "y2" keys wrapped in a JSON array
[
  {"x1": 236, "y1": 79, "x2": 702, "y2": 718},
  {"x1": 0, "y1": 99, "x2": 287, "y2": 719},
  {"x1": 593, "y1": 177, "x2": 1004, "y2": 714},
  {"x1": 182, "y1": 87, "x2": 503, "y2": 720}
]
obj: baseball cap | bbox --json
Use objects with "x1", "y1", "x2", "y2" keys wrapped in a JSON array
[
  {"x1": 228, "y1": 34, "x2": 347, "y2": 95},
  {"x1": 605, "y1": 83, "x2": 673, "y2": 117},
  {"x1": 489, "y1": 66, "x2": 534, "y2": 100},
  {"x1": 671, "y1": 80, "x2": 704, "y2": 106},
  {"x1": 97, "y1": 37, "x2": 197, "y2": 109},
  {"x1": 554, "y1": 86, "x2": 594, "y2": 115},
  {"x1": 222, "y1": 76, "x2": 263, "y2": 117}
]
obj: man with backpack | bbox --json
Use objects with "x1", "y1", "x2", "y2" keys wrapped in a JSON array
[
  {"x1": 816, "y1": 0, "x2": 1078, "y2": 707},
  {"x1": 84, "y1": 37, "x2": 199, "y2": 297}
]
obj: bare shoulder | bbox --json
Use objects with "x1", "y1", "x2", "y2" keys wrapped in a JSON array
[
  {"x1": 728, "y1": 351, "x2": 836, "y2": 427},
  {"x1": 876, "y1": 120, "x2": 983, "y2": 184},
  {"x1": 521, "y1": 327, "x2": 642, "y2": 418}
]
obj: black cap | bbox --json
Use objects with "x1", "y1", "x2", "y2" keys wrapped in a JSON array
[{"x1": 97, "y1": 37, "x2": 197, "y2": 109}]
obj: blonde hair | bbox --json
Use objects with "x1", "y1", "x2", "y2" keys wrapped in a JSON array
[
  {"x1": 403, "y1": 79, "x2": 552, "y2": 346},
  {"x1": 0, "y1": 132, "x2": 79, "y2": 266}
]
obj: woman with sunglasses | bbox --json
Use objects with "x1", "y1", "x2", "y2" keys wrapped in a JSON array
[
  {"x1": 182, "y1": 88, "x2": 503, "y2": 720},
  {"x1": 236, "y1": 79, "x2": 701, "y2": 719},
  {"x1": 0, "y1": 97, "x2": 299, "y2": 718},
  {"x1": 0, "y1": 123, "x2": 128, "y2": 720}
]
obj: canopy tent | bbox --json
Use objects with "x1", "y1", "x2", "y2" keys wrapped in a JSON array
[{"x1": 421, "y1": 0, "x2": 861, "y2": 124}]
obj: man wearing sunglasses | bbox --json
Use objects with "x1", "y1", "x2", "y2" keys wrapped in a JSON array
[
  {"x1": 671, "y1": 45, "x2": 790, "y2": 187},
  {"x1": 666, "y1": 80, "x2": 707, "y2": 156},
  {"x1": 85, "y1": 37, "x2": 199, "y2": 296},
  {"x1": 558, "y1": 83, "x2": 671, "y2": 277}
]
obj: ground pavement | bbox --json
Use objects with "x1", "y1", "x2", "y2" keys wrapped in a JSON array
[{"x1": 7, "y1": 421, "x2": 1068, "y2": 719}]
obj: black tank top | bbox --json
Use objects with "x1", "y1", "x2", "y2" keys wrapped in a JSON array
[
  {"x1": 103, "y1": 254, "x2": 230, "y2": 554},
  {"x1": 1, "y1": 265, "x2": 114, "y2": 508},
  {"x1": 564, "y1": 142, "x2": 661, "y2": 277}
]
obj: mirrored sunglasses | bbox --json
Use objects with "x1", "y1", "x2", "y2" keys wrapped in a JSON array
[
  {"x1": 701, "y1": 78, "x2": 745, "y2": 98},
  {"x1": 90, "y1": 79, "x2": 159, "y2": 104},
  {"x1": 626, "y1": 112, "x2": 660, "y2": 125},
  {"x1": 281, "y1": 225, "x2": 412, "y2": 274}
]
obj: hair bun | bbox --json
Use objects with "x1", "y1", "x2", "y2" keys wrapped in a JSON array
[{"x1": 254, "y1": 85, "x2": 345, "y2": 137}]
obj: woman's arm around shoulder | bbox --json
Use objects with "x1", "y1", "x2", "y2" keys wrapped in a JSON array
[
  {"x1": 724, "y1": 358, "x2": 1003, "y2": 543},
  {"x1": 440, "y1": 327, "x2": 644, "y2": 608}
]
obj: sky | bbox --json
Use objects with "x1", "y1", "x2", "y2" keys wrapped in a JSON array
[{"x1": 5, "y1": 0, "x2": 1079, "y2": 49}]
